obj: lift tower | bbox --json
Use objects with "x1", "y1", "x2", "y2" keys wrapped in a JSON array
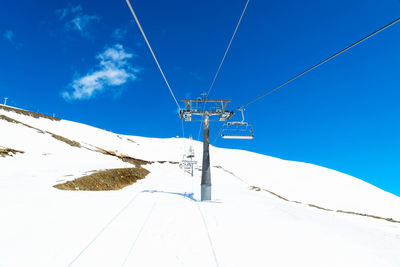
[{"x1": 180, "y1": 97, "x2": 233, "y2": 201}]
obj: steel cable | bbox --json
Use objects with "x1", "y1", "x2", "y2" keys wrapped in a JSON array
[
  {"x1": 197, "y1": 0, "x2": 250, "y2": 141},
  {"x1": 206, "y1": 0, "x2": 250, "y2": 97},
  {"x1": 238, "y1": 17, "x2": 400, "y2": 110},
  {"x1": 126, "y1": 0, "x2": 181, "y2": 110},
  {"x1": 126, "y1": 0, "x2": 186, "y2": 139}
]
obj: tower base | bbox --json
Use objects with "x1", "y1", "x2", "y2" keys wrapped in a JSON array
[{"x1": 201, "y1": 184, "x2": 211, "y2": 201}]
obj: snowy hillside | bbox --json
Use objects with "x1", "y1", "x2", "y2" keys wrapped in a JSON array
[{"x1": 1, "y1": 104, "x2": 400, "y2": 267}]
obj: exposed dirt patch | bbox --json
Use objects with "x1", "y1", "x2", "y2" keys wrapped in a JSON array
[
  {"x1": 52, "y1": 149, "x2": 180, "y2": 191},
  {"x1": 93, "y1": 147, "x2": 177, "y2": 166},
  {"x1": 0, "y1": 105, "x2": 60, "y2": 121},
  {"x1": 0, "y1": 115, "x2": 44, "y2": 133},
  {"x1": 117, "y1": 135, "x2": 138, "y2": 145},
  {"x1": 249, "y1": 184, "x2": 400, "y2": 224},
  {"x1": 214, "y1": 165, "x2": 244, "y2": 182},
  {"x1": 336, "y1": 210, "x2": 400, "y2": 223},
  {"x1": 308, "y1": 204, "x2": 333, "y2": 211},
  {"x1": 158, "y1": 160, "x2": 179, "y2": 165},
  {"x1": 120, "y1": 155, "x2": 151, "y2": 167},
  {"x1": 54, "y1": 167, "x2": 150, "y2": 191},
  {"x1": 94, "y1": 148, "x2": 153, "y2": 167},
  {"x1": 249, "y1": 185, "x2": 261, "y2": 191},
  {"x1": 51, "y1": 133, "x2": 81, "y2": 147},
  {"x1": 249, "y1": 185, "x2": 289, "y2": 201},
  {"x1": 126, "y1": 138, "x2": 138, "y2": 144},
  {"x1": 216, "y1": 164, "x2": 400, "y2": 225},
  {"x1": 0, "y1": 115, "x2": 20, "y2": 124},
  {"x1": 0, "y1": 147, "x2": 24, "y2": 157},
  {"x1": 95, "y1": 148, "x2": 118, "y2": 157},
  {"x1": 0, "y1": 114, "x2": 81, "y2": 148}
]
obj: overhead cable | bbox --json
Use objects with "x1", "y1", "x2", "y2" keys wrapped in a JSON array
[
  {"x1": 211, "y1": 124, "x2": 223, "y2": 145},
  {"x1": 126, "y1": 0, "x2": 181, "y2": 110},
  {"x1": 197, "y1": 0, "x2": 250, "y2": 141},
  {"x1": 197, "y1": 120, "x2": 203, "y2": 141},
  {"x1": 238, "y1": 17, "x2": 400, "y2": 110},
  {"x1": 206, "y1": 0, "x2": 250, "y2": 97}
]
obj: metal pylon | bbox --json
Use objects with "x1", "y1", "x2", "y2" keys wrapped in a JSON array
[
  {"x1": 179, "y1": 97, "x2": 233, "y2": 201},
  {"x1": 201, "y1": 114, "x2": 211, "y2": 200}
]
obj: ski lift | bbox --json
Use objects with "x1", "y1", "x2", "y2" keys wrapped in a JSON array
[
  {"x1": 179, "y1": 144, "x2": 197, "y2": 176},
  {"x1": 186, "y1": 145, "x2": 195, "y2": 158},
  {"x1": 221, "y1": 109, "x2": 254, "y2": 139}
]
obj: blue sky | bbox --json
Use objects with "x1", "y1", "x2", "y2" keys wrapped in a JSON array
[{"x1": 1, "y1": 0, "x2": 400, "y2": 196}]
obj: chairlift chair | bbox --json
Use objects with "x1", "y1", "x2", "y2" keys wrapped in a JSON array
[
  {"x1": 221, "y1": 109, "x2": 254, "y2": 139},
  {"x1": 186, "y1": 145, "x2": 195, "y2": 158}
]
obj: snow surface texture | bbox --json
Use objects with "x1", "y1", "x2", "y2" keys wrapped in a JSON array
[{"x1": 1, "y1": 104, "x2": 400, "y2": 267}]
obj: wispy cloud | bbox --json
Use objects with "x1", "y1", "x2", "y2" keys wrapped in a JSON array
[
  {"x1": 67, "y1": 15, "x2": 99, "y2": 33},
  {"x1": 112, "y1": 27, "x2": 128, "y2": 40},
  {"x1": 56, "y1": 8, "x2": 69, "y2": 20},
  {"x1": 56, "y1": 5, "x2": 99, "y2": 37},
  {"x1": 62, "y1": 44, "x2": 139, "y2": 101},
  {"x1": 71, "y1": 5, "x2": 83, "y2": 14},
  {"x1": 56, "y1": 5, "x2": 82, "y2": 20},
  {"x1": 3, "y1": 30, "x2": 23, "y2": 49}
]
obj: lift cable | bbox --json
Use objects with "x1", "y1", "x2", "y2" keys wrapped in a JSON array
[
  {"x1": 211, "y1": 17, "x2": 400, "y2": 144},
  {"x1": 197, "y1": 0, "x2": 250, "y2": 141},
  {"x1": 196, "y1": 120, "x2": 203, "y2": 141},
  {"x1": 126, "y1": 0, "x2": 186, "y2": 141},
  {"x1": 206, "y1": 0, "x2": 250, "y2": 97},
  {"x1": 237, "y1": 16, "x2": 400, "y2": 110},
  {"x1": 126, "y1": 0, "x2": 181, "y2": 110},
  {"x1": 212, "y1": 125, "x2": 224, "y2": 145}
]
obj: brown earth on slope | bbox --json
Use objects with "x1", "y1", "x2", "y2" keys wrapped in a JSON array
[
  {"x1": 54, "y1": 167, "x2": 150, "y2": 191},
  {"x1": 94, "y1": 147, "x2": 153, "y2": 167},
  {"x1": 0, "y1": 147, "x2": 24, "y2": 157},
  {"x1": 50, "y1": 133, "x2": 81, "y2": 148},
  {"x1": 0, "y1": 105, "x2": 60, "y2": 121},
  {"x1": 0, "y1": 114, "x2": 81, "y2": 148}
]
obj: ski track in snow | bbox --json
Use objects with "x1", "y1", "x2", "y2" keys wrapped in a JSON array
[
  {"x1": 120, "y1": 193, "x2": 159, "y2": 267},
  {"x1": 67, "y1": 189, "x2": 145, "y2": 266}
]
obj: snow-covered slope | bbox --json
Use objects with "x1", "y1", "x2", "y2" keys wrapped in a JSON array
[{"x1": 1, "y1": 104, "x2": 400, "y2": 267}]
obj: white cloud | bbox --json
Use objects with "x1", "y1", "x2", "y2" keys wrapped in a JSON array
[
  {"x1": 56, "y1": 5, "x2": 99, "y2": 36},
  {"x1": 112, "y1": 27, "x2": 128, "y2": 40},
  {"x1": 56, "y1": 5, "x2": 81, "y2": 20},
  {"x1": 70, "y1": 5, "x2": 83, "y2": 14},
  {"x1": 56, "y1": 8, "x2": 69, "y2": 20},
  {"x1": 68, "y1": 14, "x2": 99, "y2": 33},
  {"x1": 62, "y1": 44, "x2": 139, "y2": 101}
]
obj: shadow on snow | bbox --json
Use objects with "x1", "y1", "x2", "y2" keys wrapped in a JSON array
[{"x1": 142, "y1": 189, "x2": 222, "y2": 203}]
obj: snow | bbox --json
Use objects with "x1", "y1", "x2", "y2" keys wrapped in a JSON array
[{"x1": 1, "y1": 106, "x2": 400, "y2": 267}]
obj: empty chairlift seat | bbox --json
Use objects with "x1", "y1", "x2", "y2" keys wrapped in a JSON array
[{"x1": 221, "y1": 109, "x2": 254, "y2": 139}]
